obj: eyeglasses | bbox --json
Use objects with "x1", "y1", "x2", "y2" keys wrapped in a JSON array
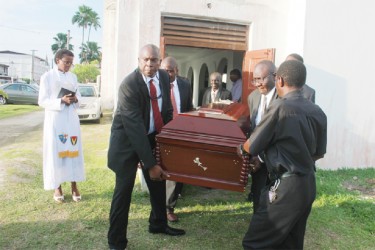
[
  {"x1": 252, "y1": 73, "x2": 275, "y2": 85},
  {"x1": 60, "y1": 60, "x2": 74, "y2": 66}
]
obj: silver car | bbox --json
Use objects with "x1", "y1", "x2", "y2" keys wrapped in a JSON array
[
  {"x1": 77, "y1": 84, "x2": 102, "y2": 122},
  {"x1": 0, "y1": 82, "x2": 39, "y2": 105}
]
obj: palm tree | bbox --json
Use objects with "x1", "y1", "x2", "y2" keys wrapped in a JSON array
[
  {"x1": 72, "y1": 5, "x2": 93, "y2": 45},
  {"x1": 51, "y1": 33, "x2": 73, "y2": 54},
  {"x1": 79, "y1": 42, "x2": 102, "y2": 65},
  {"x1": 87, "y1": 11, "x2": 101, "y2": 42}
]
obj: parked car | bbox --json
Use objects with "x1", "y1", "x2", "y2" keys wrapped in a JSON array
[
  {"x1": 0, "y1": 82, "x2": 39, "y2": 105},
  {"x1": 77, "y1": 84, "x2": 102, "y2": 122}
]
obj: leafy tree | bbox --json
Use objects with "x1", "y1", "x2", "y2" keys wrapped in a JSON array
[
  {"x1": 79, "y1": 42, "x2": 102, "y2": 65},
  {"x1": 51, "y1": 33, "x2": 74, "y2": 54},
  {"x1": 72, "y1": 62, "x2": 100, "y2": 83},
  {"x1": 87, "y1": 11, "x2": 101, "y2": 42},
  {"x1": 72, "y1": 5, "x2": 93, "y2": 45}
]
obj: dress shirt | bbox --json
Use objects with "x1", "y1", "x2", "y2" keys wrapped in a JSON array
[
  {"x1": 171, "y1": 79, "x2": 181, "y2": 114},
  {"x1": 255, "y1": 87, "x2": 276, "y2": 125},
  {"x1": 142, "y1": 72, "x2": 162, "y2": 134},
  {"x1": 211, "y1": 89, "x2": 218, "y2": 102},
  {"x1": 231, "y1": 79, "x2": 242, "y2": 102}
]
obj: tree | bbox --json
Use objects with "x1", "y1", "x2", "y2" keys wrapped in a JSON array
[
  {"x1": 72, "y1": 5, "x2": 93, "y2": 45},
  {"x1": 51, "y1": 33, "x2": 73, "y2": 54},
  {"x1": 79, "y1": 42, "x2": 102, "y2": 65},
  {"x1": 87, "y1": 11, "x2": 101, "y2": 42},
  {"x1": 72, "y1": 62, "x2": 100, "y2": 83}
]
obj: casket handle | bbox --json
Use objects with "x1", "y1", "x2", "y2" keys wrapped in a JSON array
[{"x1": 193, "y1": 157, "x2": 207, "y2": 171}]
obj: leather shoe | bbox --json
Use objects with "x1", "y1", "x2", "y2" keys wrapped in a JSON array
[
  {"x1": 167, "y1": 212, "x2": 178, "y2": 222},
  {"x1": 149, "y1": 225, "x2": 185, "y2": 236}
]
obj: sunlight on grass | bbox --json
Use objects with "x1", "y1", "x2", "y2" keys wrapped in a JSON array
[
  {"x1": 0, "y1": 105, "x2": 42, "y2": 119},
  {"x1": 0, "y1": 116, "x2": 374, "y2": 250}
]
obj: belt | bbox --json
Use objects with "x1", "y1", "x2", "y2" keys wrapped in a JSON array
[{"x1": 269, "y1": 172, "x2": 298, "y2": 181}]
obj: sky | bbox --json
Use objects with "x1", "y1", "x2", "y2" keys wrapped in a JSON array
[{"x1": 0, "y1": 0, "x2": 104, "y2": 66}]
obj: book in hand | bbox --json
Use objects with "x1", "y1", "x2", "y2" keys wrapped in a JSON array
[{"x1": 58, "y1": 87, "x2": 76, "y2": 98}]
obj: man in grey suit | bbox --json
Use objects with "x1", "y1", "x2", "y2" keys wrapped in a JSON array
[
  {"x1": 201, "y1": 72, "x2": 232, "y2": 105},
  {"x1": 247, "y1": 60, "x2": 277, "y2": 213},
  {"x1": 107, "y1": 44, "x2": 185, "y2": 250},
  {"x1": 286, "y1": 53, "x2": 315, "y2": 103},
  {"x1": 161, "y1": 56, "x2": 193, "y2": 222}
]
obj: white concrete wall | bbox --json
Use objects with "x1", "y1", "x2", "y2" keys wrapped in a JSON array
[
  {"x1": 100, "y1": 0, "x2": 117, "y2": 110},
  {"x1": 102, "y1": 0, "x2": 299, "y2": 108},
  {"x1": 100, "y1": 0, "x2": 375, "y2": 169},
  {"x1": 304, "y1": 0, "x2": 375, "y2": 169}
]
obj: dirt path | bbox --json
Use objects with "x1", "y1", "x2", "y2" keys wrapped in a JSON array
[
  {"x1": 0, "y1": 111, "x2": 44, "y2": 188},
  {"x1": 0, "y1": 111, "x2": 45, "y2": 147}
]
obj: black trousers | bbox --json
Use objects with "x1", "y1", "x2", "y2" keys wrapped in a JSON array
[
  {"x1": 166, "y1": 181, "x2": 183, "y2": 212},
  {"x1": 250, "y1": 164, "x2": 270, "y2": 212},
  {"x1": 107, "y1": 142, "x2": 167, "y2": 249},
  {"x1": 243, "y1": 173, "x2": 316, "y2": 250}
]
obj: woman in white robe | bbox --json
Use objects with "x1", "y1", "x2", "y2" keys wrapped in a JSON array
[{"x1": 38, "y1": 49, "x2": 85, "y2": 202}]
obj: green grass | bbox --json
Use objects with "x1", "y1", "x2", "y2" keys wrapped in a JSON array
[
  {"x1": 0, "y1": 104, "x2": 42, "y2": 119},
  {"x1": 0, "y1": 116, "x2": 374, "y2": 249}
]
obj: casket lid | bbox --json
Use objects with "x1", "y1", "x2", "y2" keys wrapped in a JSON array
[{"x1": 162, "y1": 102, "x2": 249, "y2": 140}]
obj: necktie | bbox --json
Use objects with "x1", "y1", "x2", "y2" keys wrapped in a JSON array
[
  {"x1": 149, "y1": 79, "x2": 164, "y2": 133},
  {"x1": 170, "y1": 83, "x2": 178, "y2": 118},
  {"x1": 260, "y1": 95, "x2": 267, "y2": 120}
]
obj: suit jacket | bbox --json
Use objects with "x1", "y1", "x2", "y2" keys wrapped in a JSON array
[
  {"x1": 201, "y1": 87, "x2": 232, "y2": 106},
  {"x1": 247, "y1": 89, "x2": 278, "y2": 133},
  {"x1": 176, "y1": 76, "x2": 193, "y2": 113},
  {"x1": 108, "y1": 69, "x2": 173, "y2": 175},
  {"x1": 301, "y1": 84, "x2": 315, "y2": 103}
]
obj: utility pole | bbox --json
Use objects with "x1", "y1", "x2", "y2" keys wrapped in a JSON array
[
  {"x1": 67, "y1": 30, "x2": 70, "y2": 50},
  {"x1": 30, "y1": 49, "x2": 37, "y2": 82}
]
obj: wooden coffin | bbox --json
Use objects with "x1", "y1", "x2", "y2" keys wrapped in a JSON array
[{"x1": 156, "y1": 102, "x2": 251, "y2": 192}]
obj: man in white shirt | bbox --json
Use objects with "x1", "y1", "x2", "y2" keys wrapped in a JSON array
[
  {"x1": 246, "y1": 60, "x2": 277, "y2": 212},
  {"x1": 161, "y1": 56, "x2": 193, "y2": 222}
]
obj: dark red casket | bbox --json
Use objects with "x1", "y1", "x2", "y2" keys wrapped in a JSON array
[{"x1": 156, "y1": 102, "x2": 251, "y2": 192}]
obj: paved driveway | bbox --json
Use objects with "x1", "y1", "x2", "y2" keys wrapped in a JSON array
[{"x1": 0, "y1": 111, "x2": 44, "y2": 148}]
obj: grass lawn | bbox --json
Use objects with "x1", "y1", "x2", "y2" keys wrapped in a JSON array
[
  {"x1": 0, "y1": 115, "x2": 374, "y2": 249},
  {"x1": 0, "y1": 104, "x2": 42, "y2": 119}
]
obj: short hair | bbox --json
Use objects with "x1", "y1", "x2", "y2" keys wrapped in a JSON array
[
  {"x1": 161, "y1": 56, "x2": 178, "y2": 69},
  {"x1": 139, "y1": 44, "x2": 160, "y2": 58},
  {"x1": 287, "y1": 53, "x2": 304, "y2": 63},
  {"x1": 54, "y1": 49, "x2": 74, "y2": 64},
  {"x1": 255, "y1": 60, "x2": 276, "y2": 74},
  {"x1": 210, "y1": 72, "x2": 222, "y2": 81},
  {"x1": 276, "y1": 60, "x2": 306, "y2": 88},
  {"x1": 230, "y1": 69, "x2": 242, "y2": 78}
]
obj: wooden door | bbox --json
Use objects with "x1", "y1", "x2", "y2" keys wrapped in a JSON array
[{"x1": 241, "y1": 49, "x2": 275, "y2": 105}]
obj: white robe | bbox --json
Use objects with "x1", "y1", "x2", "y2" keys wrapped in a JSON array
[{"x1": 38, "y1": 68, "x2": 85, "y2": 190}]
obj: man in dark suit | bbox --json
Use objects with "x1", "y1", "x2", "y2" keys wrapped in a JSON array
[
  {"x1": 201, "y1": 72, "x2": 232, "y2": 105},
  {"x1": 241, "y1": 60, "x2": 327, "y2": 249},
  {"x1": 161, "y1": 56, "x2": 194, "y2": 222},
  {"x1": 107, "y1": 44, "x2": 185, "y2": 250},
  {"x1": 246, "y1": 60, "x2": 277, "y2": 213},
  {"x1": 286, "y1": 53, "x2": 316, "y2": 103}
]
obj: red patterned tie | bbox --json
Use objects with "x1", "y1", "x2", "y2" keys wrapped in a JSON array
[
  {"x1": 170, "y1": 83, "x2": 178, "y2": 118},
  {"x1": 149, "y1": 79, "x2": 164, "y2": 133}
]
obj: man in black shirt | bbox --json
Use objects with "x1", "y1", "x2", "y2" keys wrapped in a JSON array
[{"x1": 240, "y1": 60, "x2": 327, "y2": 249}]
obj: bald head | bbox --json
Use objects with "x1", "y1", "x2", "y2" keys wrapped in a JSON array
[
  {"x1": 161, "y1": 56, "x2": 179, "y2": 82},
  {"x1": 138, "y1": 44, "x2": 161, "y2": 77}
]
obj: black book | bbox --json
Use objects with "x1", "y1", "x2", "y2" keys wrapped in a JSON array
[{"x1": 57, "y1": 87, "x2": 76, "y2": 98}]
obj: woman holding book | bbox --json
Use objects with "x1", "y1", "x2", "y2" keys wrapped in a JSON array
[{"x1": 38, "y1": 49, "x2": 85, "y2": 203}]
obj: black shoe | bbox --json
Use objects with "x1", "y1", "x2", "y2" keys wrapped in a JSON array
[{"x1": 149, "y1": 225, "x2": 186, "y2": 236}]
